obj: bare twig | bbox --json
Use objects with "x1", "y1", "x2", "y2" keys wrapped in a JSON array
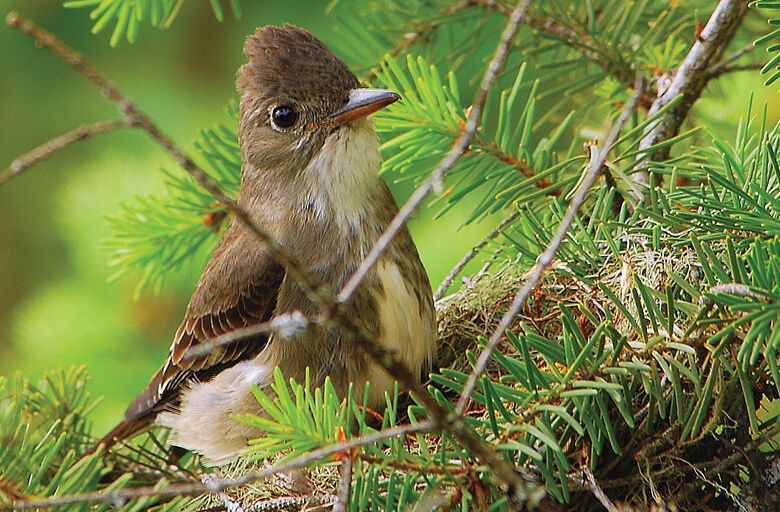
[
  {"x1": 581, "y1": 465, "x2": 617, "y2": 512},
  {"x1": 633, "y1": 0, "x2": 750, "y2": 200},
  {"x1": 1, "y1": 422, "x2": 432, "y2": 511},
  {"x1": 698, "y1": 283, "x2": 772, "y2": 311},
  {"x1": 705, "y1": 419, "x2": 780, "y2": 479},
  {"x1": 357, "y1": 454, "x2": 465, "y2": 476},
  {"x1": 0, "y1": 118, "x2": 134, "y2": 186},
  {"x1": 434, "y1": 209, "x2": 521, "y2": 301},
  {"x1": 332, "y1": 458, "x2": 353, "y2": 512},
  {"x1": 337, "y1": 0, "x2": 531, "y2": 305},
  {"x1": 203, "y1": 474, "x2": 245, "y2": 512},
  {"x1": 707, "y1": 42, "x2": 756, "y2": 76},
  {"x1": 455, "y1": 75, "x2": 647, "y2": 415},
  {"x1": 706, "y1": 61, "x2": 765, "y2": 78},
  {"x1": 246, "y1": 494, "x2": 334, "y2": 512},
  {"x1": 181, "y1": 312, "x2": 317, "y2": 361}
]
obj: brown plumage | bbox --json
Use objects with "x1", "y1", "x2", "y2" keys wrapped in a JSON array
[{"x1": 98, "y1": 25, "x2": 436, "y2": 464}]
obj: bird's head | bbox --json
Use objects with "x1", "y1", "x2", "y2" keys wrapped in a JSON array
[{"x1": 236, "y1": 25, "x2": 400, "y2": 177}]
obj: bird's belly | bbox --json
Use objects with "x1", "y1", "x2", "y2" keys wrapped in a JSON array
[{"x1": 359, "y1": 259, "x2": 435, "y2": 406}]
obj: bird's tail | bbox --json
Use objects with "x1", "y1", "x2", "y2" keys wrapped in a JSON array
[{"x1": 88, "y1": 413, "x2": 155, "y2": 455}]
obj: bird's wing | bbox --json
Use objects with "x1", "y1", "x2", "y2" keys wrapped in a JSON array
[{"x1": 100, "y1": 223, "x2": 285, "y2": 444}]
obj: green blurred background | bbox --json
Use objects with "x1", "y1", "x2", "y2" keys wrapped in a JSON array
[
  {"x1": 1, "y1": 0, "x2": 777, "y2": 436},
  {"x1": 0, "y1": 0, "x2": 504, "y2": 434}
]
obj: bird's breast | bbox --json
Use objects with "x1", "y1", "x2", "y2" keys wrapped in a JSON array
[{"x1": 359, "y1": 257, "x2": 436, "y2": 405}]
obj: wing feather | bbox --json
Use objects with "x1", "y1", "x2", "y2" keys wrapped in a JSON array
[{"x1": 108, "y1": 222, "x2": 285, "y2": 440}]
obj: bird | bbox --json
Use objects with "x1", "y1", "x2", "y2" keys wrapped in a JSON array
[{"x1": 97, "y1": 25, "x2": 437, "y2": 465}]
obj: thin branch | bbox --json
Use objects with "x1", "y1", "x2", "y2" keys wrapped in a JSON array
[
  {"x1": 706, "y1": 61, "x2": 765, "y2": 79},
  {"x1": 455, "y1": 74, "x2": 647, "y2": 416},
  {"x1": 707, "y1": 42, "x2": 756, "y2": 76},
  {"x1": 705, "y1": 419, "x2": 780, "y2": 479},
  {"x1": 337, "y1": 0, "x2": 531, "y2": 305},
  {"x1": 581, "y1": 465, "x2": 617, "y2": 512},
  {"x1": 0, "y1": 118, "x2": 133, "y2": 186},
  {"x1": 332, "y1": 457, "x2": 352, "y2": 512},
  {"x1": 2, "y1": 422, "x2": 433, "y2": 511},
  {"x1": 698, "y1": 283, "x2": 772, "y2": 311},
  {"x1": 246, "y1": 494, "x2": 334, "y2": 512},
  {"x1": 203, "y1": 474, "x2": 245, "y2": 512},
  {"x1": 632, "y1": 0, "x2": 750, "y2": 200},
  {"x1": 181, "y1": 312, "x2": 319, "y2": 361},
  {"x1": 434, "y1": 209, "x2": 521, "y2": 301},
  {"x1": 357, "y1": 454, "x2": 466, "y2": 476}
]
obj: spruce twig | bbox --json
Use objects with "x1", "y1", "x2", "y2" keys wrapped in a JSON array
[
  {"x1": 434, "y1": 210, "x2": 521, "y2": 301},
  {"x1": 0, "y1": 422, "x2": 432, "y2": 510},
  {"x1": 633, "y1": 0, "x2": 751, "y2": 200},
  {"x1": 455, "y1": 74, "x2": 647, "y2": 415}
]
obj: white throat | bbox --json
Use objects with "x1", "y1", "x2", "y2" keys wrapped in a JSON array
[{"x1": 306, "y1": 118, "x2": 382, "y2": 232}]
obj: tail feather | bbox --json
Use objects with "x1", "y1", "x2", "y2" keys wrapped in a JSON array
[{"x1": 89, "y1": 413, "x2": 155, "y2": 454}]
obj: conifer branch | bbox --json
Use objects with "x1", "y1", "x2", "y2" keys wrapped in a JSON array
[
  {"x1": 1, "y1": 422, "x2": 433, "y2": 510},
  {"x1": 633, "y1": 0, "x2": 750, "y2": 201},
  {"x1": 361, "y1": 0, "x2": 506, "y2": 82},
  {"x1": 455, "y1": 0, "x2": 636, "y2": 85},
  {"x1": 521, "y1": 12, "x2": 635, "y2": 85},
  {"x1": 455, "y1": 74, "x2": 647, "y2": 415}
]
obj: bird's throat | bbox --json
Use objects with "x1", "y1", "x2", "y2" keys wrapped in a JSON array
[{"x1": 306, "y1": 119, "x2": 384, "y2": 234}]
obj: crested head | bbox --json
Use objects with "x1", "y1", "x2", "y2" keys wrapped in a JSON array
[
  {"x1": 238, "y1": 25, "x2": 359, "y2": 107},
  {"x1": 236, "y1": 25, "x2": 366, "y2": 177},
  {"x1": 235, "y1": 25, "x2": 401, "y2": 233}
]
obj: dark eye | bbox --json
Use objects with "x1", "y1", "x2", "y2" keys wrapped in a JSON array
[{"x1": 271, "y1": 105, "x2": 298, "y2": 129}]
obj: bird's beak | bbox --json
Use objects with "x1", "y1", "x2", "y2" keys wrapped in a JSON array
[{"x1": 326, "y1": 88, "x2": 401, "y2": 125}]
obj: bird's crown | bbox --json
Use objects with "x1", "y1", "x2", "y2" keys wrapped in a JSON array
[{"x1": 238, "y1": 25, "x2": 359, "y2": 107}]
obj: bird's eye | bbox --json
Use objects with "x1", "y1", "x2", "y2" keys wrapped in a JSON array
[{"x1": 271, "y1": 105, "x2": 298, "y2": 129}]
